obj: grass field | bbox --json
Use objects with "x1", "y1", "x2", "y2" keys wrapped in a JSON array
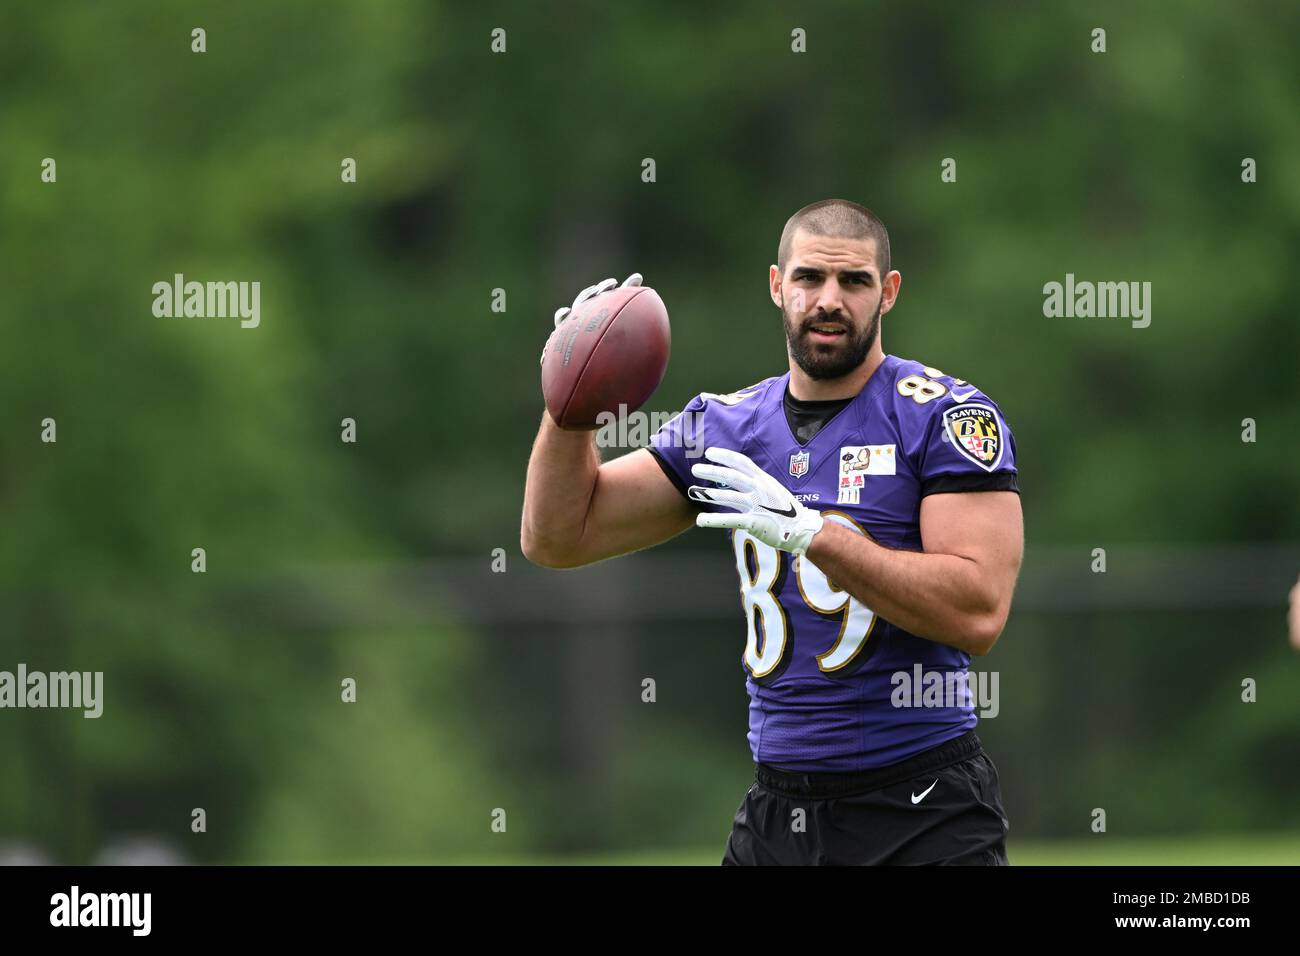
[{"x1": 424, "y1": 833, "x2": 1300, "y2": 866}]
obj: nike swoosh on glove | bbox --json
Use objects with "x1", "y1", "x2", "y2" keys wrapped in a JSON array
[{"x1": 687, "y1": 446, "x2": 824, "y2": 555}]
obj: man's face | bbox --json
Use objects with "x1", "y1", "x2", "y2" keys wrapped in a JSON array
[{"x1": 770, "y1": 229, "x2": 898, "y2": 381}]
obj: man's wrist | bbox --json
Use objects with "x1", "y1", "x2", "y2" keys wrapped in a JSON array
[
  {"x1": 803, "y1": 515, "x2": 847, "y2": 562},
  {"x1": 791, "y1": 509, "x2": 826, "y2": 556}
]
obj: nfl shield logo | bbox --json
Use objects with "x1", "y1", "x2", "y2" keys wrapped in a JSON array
[{"x1": 788, "y1": 451, "x2": 810, "y2": 478}]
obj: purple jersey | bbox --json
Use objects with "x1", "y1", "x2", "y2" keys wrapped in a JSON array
[{"x1": 649, "y1": 354, "x2": 1019, "y2": 772}]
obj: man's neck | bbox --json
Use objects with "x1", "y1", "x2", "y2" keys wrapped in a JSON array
[{"x1": 787, "y1": 346, "x2": 886, "y2": 401}]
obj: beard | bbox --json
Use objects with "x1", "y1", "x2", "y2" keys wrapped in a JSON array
[{"x1": 783, "y1": 297, "x2": 882, "y2": 381}]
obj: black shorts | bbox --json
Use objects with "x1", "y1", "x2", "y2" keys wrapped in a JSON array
[{"x1": 722, "y1": 730, "x2": 1010, "y2": 865}]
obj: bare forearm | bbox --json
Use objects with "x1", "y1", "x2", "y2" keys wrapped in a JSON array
[
  {"x1": 805, "y1": 522, "x2": 1005, "y2": 654},
  {"x1": 520, "y1": 412, "x2": 599, "y2": 562}
]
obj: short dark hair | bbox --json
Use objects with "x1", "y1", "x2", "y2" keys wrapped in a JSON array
[{"x1": 777, "y1": 199, "x2": 891, "y2": 276}]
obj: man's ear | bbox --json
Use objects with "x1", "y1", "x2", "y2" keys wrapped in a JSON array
[
  {"x1": 769, "y1": 264, "x2": 783, "y2": 308},
  {"x1": 880, "y1": 269, "x2": 902, "y2": 316}
]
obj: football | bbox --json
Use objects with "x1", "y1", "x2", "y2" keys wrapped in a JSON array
[{"x1": 541, "y1": 284, "x2": 671, "y2": 430}]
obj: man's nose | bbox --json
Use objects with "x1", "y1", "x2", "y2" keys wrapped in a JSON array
[{"x1": 813, "y1": 278, "x2": 845, "y2": 315}]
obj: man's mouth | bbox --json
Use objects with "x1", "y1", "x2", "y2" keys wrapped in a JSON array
[{"x1": 805, "y1": 322, "x2": 847, "y2": 342}]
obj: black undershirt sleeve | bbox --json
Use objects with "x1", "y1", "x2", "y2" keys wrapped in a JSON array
[
  {"x1": 921, "y1": 471, "x2": 1020, "y2": 497},
  {"x1": 647, "y1": 446, "x2": 702, "y2": 507}
]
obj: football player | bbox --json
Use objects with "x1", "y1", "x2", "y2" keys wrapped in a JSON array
[{"x1": 521, "y1": 199, "x2": 1024, "y2": 865}]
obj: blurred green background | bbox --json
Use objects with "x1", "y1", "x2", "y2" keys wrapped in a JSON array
[{"x1": 1, "y1": 1, "x2": 1297, "y2": 864}]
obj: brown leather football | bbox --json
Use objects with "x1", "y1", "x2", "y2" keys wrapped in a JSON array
[{"x1": 541, "y1": 285, "x2": 671, "y2": 430}]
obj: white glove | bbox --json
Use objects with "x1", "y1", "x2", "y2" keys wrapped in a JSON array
[
  {"x1": 540, "y1": 277, "x2": 642, "y2": 366},
  {"x1": 688, "y1": 447, "x2": 825, "y2": 555},
  {"x1": 541, "y1": 273, "x2": 643, "y2": 365},
  {"x1": 553, "y1": 273, "x2": 642, "y2": 327}
]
